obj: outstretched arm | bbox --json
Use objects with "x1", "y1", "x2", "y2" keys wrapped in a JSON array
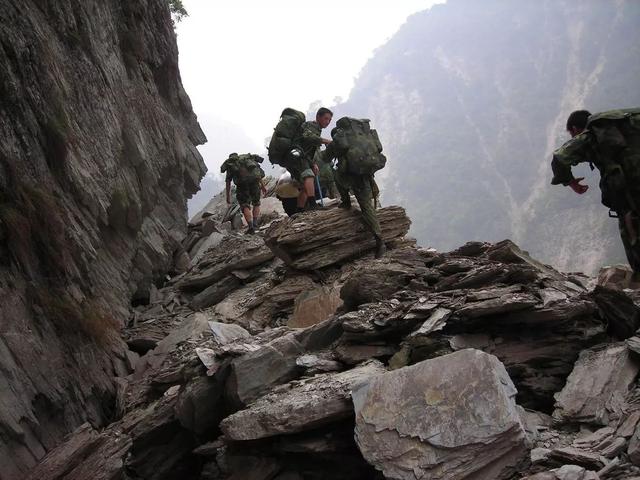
[{"x1": 550, "y1": 132, "x2": 593, "y2": 194}]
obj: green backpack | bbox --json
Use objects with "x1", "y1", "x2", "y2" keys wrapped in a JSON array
[
  {"x1": 268, "y1": 108, "x2": 306, "y2": 167},
  {"x1": 331, "y1": 117, "x2": 386, "y2": 175},
  {"x1": 221, "y1": 153, "x2": 265, "y2": 184},
  {"x1": 587, "y1": 108, "x2": 640, "y2": 211}
]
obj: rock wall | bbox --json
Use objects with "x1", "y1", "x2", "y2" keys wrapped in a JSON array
[{"x1": 0, "y1": 0, "x2": 206, "y2": 477}]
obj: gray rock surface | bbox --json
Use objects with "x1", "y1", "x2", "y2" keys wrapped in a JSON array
[
  {"x1": 264, "y1": 205, "x2": 411, "y2": 270},
  {"x1": 221, "y1": 361, "x2": 385, "y2": 440},
  {"x1": 553, "y1": 343, "x2": 640, "y2": 426},
  {"x1": 352, "y1": 349, "x2": 529, "y2": 479}
]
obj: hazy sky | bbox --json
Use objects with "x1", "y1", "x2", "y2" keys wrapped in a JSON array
[{"x1": 176, "y1": 0, "x2": 442, "y2": 170}]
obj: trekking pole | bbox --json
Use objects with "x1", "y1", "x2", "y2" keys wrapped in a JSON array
[{"x1": 315, "y1": 175, "x2": 324, "y2": 207}]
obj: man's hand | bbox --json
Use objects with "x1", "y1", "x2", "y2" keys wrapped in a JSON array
[
  {"x1": 312, "y1": 164, "x2": 319, "y2": 175},
  {"x1": 321, "y1": 138, "x2": 332, "y2": 145},
  {"x1": 568, "y1": 177, "x2": 589, "y2": 194},
  {"x1": 260, "y1": 184, "x2": 267, "y2": 196}
]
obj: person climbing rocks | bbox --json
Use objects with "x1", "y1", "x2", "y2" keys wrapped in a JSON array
[
  {"x1": 222, "y1": 153, "x2": 267, "y2": 234},
  {"x1": 324, "y1": 117, "x2": 387, "y2": 258},
  {"x1": 551, "y1": 108, "x2": 640, "y2": 286},
  {"x1": 288, "y1": 107, "x2": 333, "y2": 213}
]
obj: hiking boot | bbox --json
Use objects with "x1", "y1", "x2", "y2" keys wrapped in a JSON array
[
  {"x1": 246, "y1": 226, "x2": 255, "y2": 235},
  {"x1": 306, "y1": 201, "x2": 319, "y2": 210},
  {"x1": 374, "y1": 236, "x2": 386, "y2": 259},
  {"x1": 338, "y1": 201, "x2": 352, "y2": 210}
]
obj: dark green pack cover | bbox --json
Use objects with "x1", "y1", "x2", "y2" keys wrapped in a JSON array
[
  {"x1": 588, "y1": 108, "x2": 640, "y2": 211},
  {"x1": 331, "y1": 117, "x2": 386, "y2": 175},
  {"x1": 268, "y1": 108, "x2": 306, "y2": 166},
  {"x1": 221, "y1": 153, "x2": 265, "y2": 184}
]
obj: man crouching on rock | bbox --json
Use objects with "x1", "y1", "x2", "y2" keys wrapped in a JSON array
[{"x1": 222, "y1": 153, "x2": 267, "y2": 234}]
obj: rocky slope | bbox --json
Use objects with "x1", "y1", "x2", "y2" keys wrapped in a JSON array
[
  {"x1": 24, "y1": 188, "x2": 640, "y2": 480},
  {"x1": 336, "y1": 0, "x2": 640, "y2": 273},
  {"x1": 0, "y1": 0, "x2": 205, "y2": 477}
]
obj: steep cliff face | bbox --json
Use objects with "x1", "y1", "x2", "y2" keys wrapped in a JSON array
[
  {"x1": 0, "y1": 0, "x2": 206, "y2": 477},
  {"x1": 339, "y1": 0, "x2": 640, "y2": 273}
]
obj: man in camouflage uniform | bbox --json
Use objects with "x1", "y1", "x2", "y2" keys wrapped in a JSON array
[
  {"x1": 324, "y1": 145, "x2": 386, "y2": 259},
  {"x1": 223, "y1": 153, "x2": 267, "y2": 234},
  {"x1": 288, "y1": 107, "x2": 333, "y2": 212},
  {"x1": 551, "y1": 108, "x2": 640, "y2": 283}
]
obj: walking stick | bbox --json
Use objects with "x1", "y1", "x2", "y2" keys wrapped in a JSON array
[{"x1": 315, "y1": 175, "x2": 324, "y2": 207}]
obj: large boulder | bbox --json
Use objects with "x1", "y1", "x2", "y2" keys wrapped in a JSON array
[
  {"x1": 352, "y1": 349, "x2": 528, "y2": 479},
  {"x1": 264, "y1": 205, "x2": 411, "y2": 270}
]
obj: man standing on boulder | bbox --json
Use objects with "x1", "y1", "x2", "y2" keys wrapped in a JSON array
[
  {"x1": 324, "y1": 117, "x2": 387, "y2": 258},
  {"x1": 551, "y1": 108, "x2": 640, "y2": 285},
  {"x1": 289, "y1": 107, "x2": 333, "y2": 213},
  {"x1": 222, "y1": 153, "x2": 267, "y2": 234}
]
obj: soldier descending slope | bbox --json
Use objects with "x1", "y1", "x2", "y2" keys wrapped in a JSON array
[
  {"x1": 551, "y1": 108, "x2": 640, "y2": 284},
  {"x1": 222, "y1": 153, "x2": 267, "y2": 234},
  {"x1": 324, "y1": 117, "x2": 387, "y2": 258}
]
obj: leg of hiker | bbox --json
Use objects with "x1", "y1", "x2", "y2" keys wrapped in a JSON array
[
  {"x1": 351, "y1": 174, "x2": 385, "y2": 258},
  {"x1": 334, "y1": 169, "x2": 352, "y2": 209}
]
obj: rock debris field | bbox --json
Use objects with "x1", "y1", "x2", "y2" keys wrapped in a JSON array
[{"x1": 27, "y1": 190, "x2": 640, "y2": 480}]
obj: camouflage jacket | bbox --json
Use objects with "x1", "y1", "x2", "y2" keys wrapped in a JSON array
[{"x1": 294, "y1": 121, "x2": 323, "y2": 161}]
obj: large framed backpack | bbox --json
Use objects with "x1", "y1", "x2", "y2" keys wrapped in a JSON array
[
  {"x1": 331, "y1": 117, "x2": 386, "y2": 175},
  {"x1": 221, "y1": 153, "x2": 264, "y2": 184},
  {"x1": 587, "y1": 108, "x2": 640, "y2": 211},
  {"x1": 268, "y1": 108, "x2": 306, "y2": 167}
]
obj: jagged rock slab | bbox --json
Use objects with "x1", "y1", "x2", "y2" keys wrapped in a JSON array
[
  {"x1": 352, "y1": 349, "x2": 528, "y2": 480},
  {"x1": 225, "y1": 319, "x2": 342, "y2": 406},
  {"x1": 264, "y1": 206, "x2": 411, "y2": 270},
  {"x1": 522, "y1": 465, "x2": 600, "y2": 480},
  {"x1": 340, "y1": 251, "x2": 430, "y2": 308},
  {"x1": 177, "y1": 235, "x2": 274, "y2": 291},
  {"x1": 221, "y1": 361, "x2": 385, "y2": 440},
  {"x1": 547, "y1": 447, "x2": 606, "y2": 470},
  {"x1": 25, "y1": 396, "x2": 197, "y2": 480},
  {"x1": 208, "y1": 321, "x2": 251, "y2": 345},
  {"x1": 289, "y1": 285, "x2": 342, "y2": 328},
  {"x1": 134, "y1": 313, "x2": 211, "y2": 377},
  {"x1": 590, "y1": 286, "x2": 640, "y2": 339},
  {"x1": 553, "y1": 343, "x2": 640, "y2": 426},
  {"x1": 629, "y1": 421, "x2": 640, "y2": 466},
  {"x1": 597, "y1": 265, "x2": 634, "y2": 290}
]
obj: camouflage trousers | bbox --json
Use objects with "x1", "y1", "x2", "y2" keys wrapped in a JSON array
[
  {"x1": 619, "y1": 212, "x2": 640, "y2": 276},
  {"x1": 335, "y1": 171, "x2": 381, "y2": 237},
  {"x1": 235, "y1": 181, "x2": 261, "y2": 208}
]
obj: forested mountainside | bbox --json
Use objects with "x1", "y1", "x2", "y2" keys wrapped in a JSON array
[{"x1": 338, "y1": 0, "x2": 640, "y2": 273}]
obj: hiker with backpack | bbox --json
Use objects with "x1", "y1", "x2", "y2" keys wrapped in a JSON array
[
  {"x1": 551, "y1": 108, "x2": 640, "y2": 286},
  {"x1": 221, "y1": 153, "x2": 267, "y2": 234},
  {"x1": 324, "y1": 117, "x2": 388, "y2": 258},
  {"x1": 268, "y1": 107, "x2": 333, "y2": 213}
]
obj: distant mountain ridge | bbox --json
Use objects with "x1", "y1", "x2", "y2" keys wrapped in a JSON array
[{"x1": 338, "y1": 0, "x2": 640, "y2": 273}]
